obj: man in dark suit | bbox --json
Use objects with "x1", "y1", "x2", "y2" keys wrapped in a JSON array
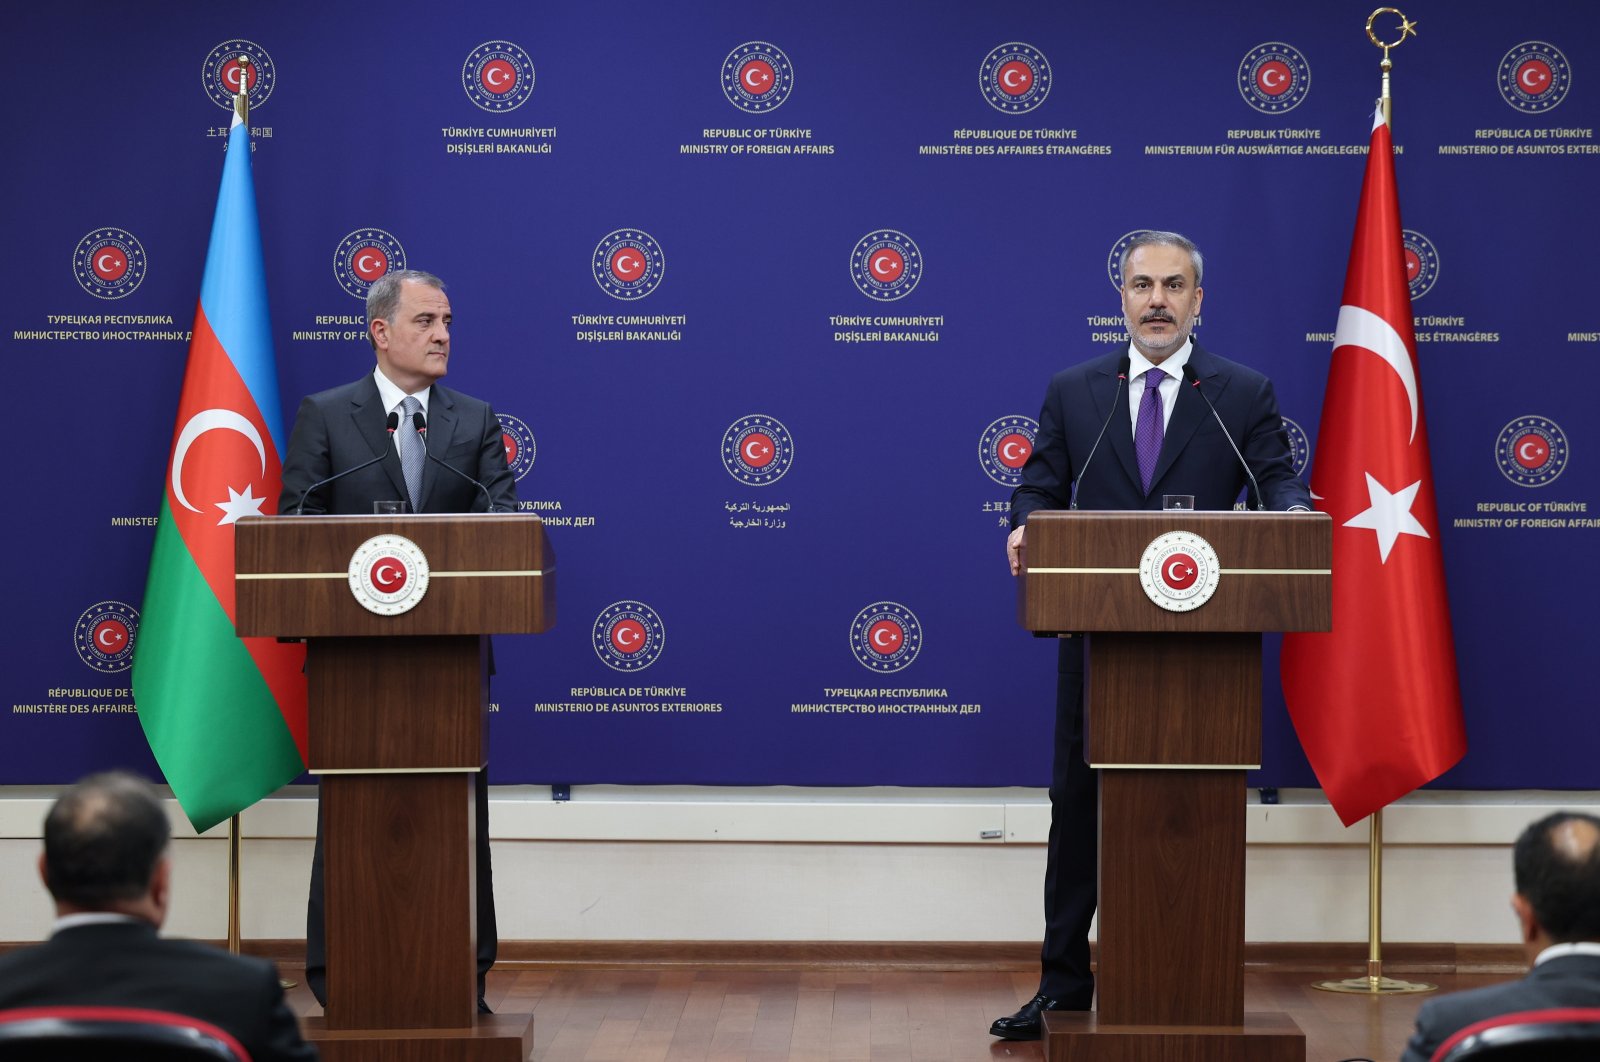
[
  {"x1": 0, "y1": 772, "x2": 316, "y2": 1061},
  {"x1": 278, "y1": 269, "x2": 517, "y2": 1011},
  {"x1": 991, "y1": 231, "x2": 1311, "y2": 1040},
  {"x1": 1402, "y1": 811, "x2": 1600, "y2": 1062}
]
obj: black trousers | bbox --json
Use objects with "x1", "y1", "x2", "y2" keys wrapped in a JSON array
[
  {"x1": 1038, "y1": 636, "x2": 1098, "y2": 1005},
  {"x1": 305, "y1": 767, "x2": 498, "y2": 1005}
]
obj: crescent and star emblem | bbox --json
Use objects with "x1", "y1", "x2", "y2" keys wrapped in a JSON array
[
  {"x1": 1334, "y1": 304, "x2": 1419, "y2": 443},
  {"x1": 617, "y1": 627, "x2": 640, "y2": 646},
  {"x1": 96, "y1": 253, "x2": 120, "y2": 274},
  {"x1": 97, "y1": 626, "x2": 123, "y2": 649},
  {"x1": 615, "y1": 254, "x2": 640, "y2": 276},
  {"x1": 1165, "y1": 559, "x2": 1192, "y2": 583},
  {"x1": 487, "y1": 66, "x2": 509, "y2": 86},
  {"x1": 743, "y1": 440, "x2": 769, "y2": 461},
  {"x1": 1519, "y1": 440, "x2": 1545, "y2": 463},
  {"x1": 372, "y1": 563, "x2": 404, "y2": 590},
  {"x1": 357, "y1": 252, "x2": 380, "y2": 275},
  {"x1": 743, "y1": 68, "x2": 767, "y2": 89},
  {"x1": 872, "y1": 628, "x2": 898, "y2": 648},
  {"x1": 171, "y1": 409, "x2": 269, "y2": 525},
  {"x1": 1002, "y1": 441, "x2": 1026, "y2": 461},
  {"x1": 1003, "y1": 68, "x2": 1025, "y2": 88},
  {"x1": 1262, "y1": 67, "x2": 1285, "y2": 87},
  {"x1": 872, "y1": 254, "x2": 897, "y2": 277},
  {"x1": 1521, "y1": 66, "x2": 1546, "y2": 89}
]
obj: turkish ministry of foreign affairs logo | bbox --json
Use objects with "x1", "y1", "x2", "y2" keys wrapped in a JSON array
[
  {"x1": 74, "y1": 228, "x2": 147, "y2": 300},
  {"x1": 334, "y1": 229, "x2": 406, "y2": 300},
  {"x1": 1237, "y1": 43, "x2": 1311, "y2": 114},
  {"x1": 593, "y1": 600, "x2": 666, "y2": 672},
  {"x1": 850, "y1": 230, "x2": 923, "y2": 302},
  {"x1": 497, "y1": 413, "x2": 537, "y2": 482},
  {"x1": 462, "y1": 40, "x2": 536, "y2": 112},
  {"x1": 593, "y1": 229, "x2": 666, "y2": 300},
  {"x1": 1401, "y1": 229, "x2": 1440, "y2": 302},
  {"x1": 979, "y1": 416, "x2": 1038, "y2": 487},
  {"x1": 980, "y1": 43, "x2": 1052, "y2": 114},
  {"x1": 202, "y1": 40, "x2": 275, "y2": 111},
  {"x1": 1496, "y1": 415, "x2": 1569, "y2": 487},
  {"x1": 1106, "y1": 229, "x2": 1155, "y2": 291},
  {"x1": 722, "y1": 42, "x2": 794, "y2": 112},
  {"x1": 348, "y1": 534, "x2": 431, "y2": 616},
  {"x1": 1499, "y1": 42, "x2": 1571, "y2": 113},
  {"x1": 850, "y1": 602, "x2": 924, "y2": 674},
  {"x1": 722, "y1": 415, "x2": 795, "y2": 486},
  {"x1": 1139, "y1": 531, "x2": 1220, "y2": 613},
  {"x1": 75, "y1": 601, "x2": 139, "y2": 674},
  {"x1": 1281, "y1": 416, "x2": 1311, "y2": 478}
]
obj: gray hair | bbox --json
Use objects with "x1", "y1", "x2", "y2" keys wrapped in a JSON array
[
  {"x1": 1119, "y1": 231, "x2": 1204, "y2": 288},
  {"x1": 366, "y1": 269, "x2": 446, "y2": 349}
]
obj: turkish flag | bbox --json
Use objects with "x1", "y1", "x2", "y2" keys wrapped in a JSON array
[{"x1": 1280, "y1": 110, "x2": 1467, "y2": 827}]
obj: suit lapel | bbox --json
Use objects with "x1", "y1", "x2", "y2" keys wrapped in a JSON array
[
  {"x1": 1099, "y1": 361, "x2": 1141, "y2": 495},
  {"x1": 419, "y1": 386, "x2": 458, "y2": 512},
  {"x1": 349, "y1": 376, "x2": 408, "y2": 500}
]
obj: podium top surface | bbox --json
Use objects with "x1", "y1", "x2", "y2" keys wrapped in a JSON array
[{"x1": 1019, "y1": 510, "x2": 1330, "y2": 634}]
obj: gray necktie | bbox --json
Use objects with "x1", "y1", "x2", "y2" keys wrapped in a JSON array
[{"x1": 398, "y1": 395, "x2": 424, "y2": 510}]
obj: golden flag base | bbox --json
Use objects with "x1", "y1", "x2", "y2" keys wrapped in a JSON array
[{"x1": 1310, "y1": 807, "x2": 1438, "y2": 996}]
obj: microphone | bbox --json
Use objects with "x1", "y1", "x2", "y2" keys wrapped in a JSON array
[
  {"x1": 1181, "y1": 362, "x2": 1264, "y2": 511},
  {"x1": 411, "y1": 411, "x2": 499, "y2": 513},
  {"x1": 1071, "y1": 354, "x2": 1130, "y2": 510},
  {"x1": 294, "y1": 411, "x2": 400, "y2": 514}
]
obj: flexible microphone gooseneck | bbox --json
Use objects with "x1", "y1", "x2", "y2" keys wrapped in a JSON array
[
  {"x1": 1181, "y1": 362, "x2": 1264, "y2": 511},
  {"x1": 1071, "y1": 354, "x2": 1131, "y2": 510},
  {"x1": 411, "y1": 411, "x2": 499, "y2": 513},
  {"x1": 294, "y1": 411, "x2": 400, "y2": 514}
]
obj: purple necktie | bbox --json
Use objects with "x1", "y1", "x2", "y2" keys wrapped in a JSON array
[{"x1": 1135, "y1": 368, "x2": 1166, "y2": 494}]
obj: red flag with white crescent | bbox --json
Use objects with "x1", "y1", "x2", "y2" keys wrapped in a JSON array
[{"x1": 1280, "y1": 109, "x2": 1467, "y2": 827}]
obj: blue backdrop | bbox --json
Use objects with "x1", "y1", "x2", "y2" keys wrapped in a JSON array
[{"x1": 3, "y1": 0, "x2": 1594, "y2": 792}]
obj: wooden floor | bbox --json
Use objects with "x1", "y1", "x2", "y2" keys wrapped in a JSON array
[{"x1": 283, "y1": 963, "x2": 1515, "y2": 1061}]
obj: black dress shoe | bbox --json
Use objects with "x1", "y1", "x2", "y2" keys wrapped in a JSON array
[
  {"x1": 478, "y1": 996, "x2": 493, "y2": 1015},
  {"x1": 989, "y1": 993, "x2": 1063, "y2": 1041}
]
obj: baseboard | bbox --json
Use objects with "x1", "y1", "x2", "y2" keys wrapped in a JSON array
[{"x1": 213, "y1": 939, "x2": 1525, "y2": 974}]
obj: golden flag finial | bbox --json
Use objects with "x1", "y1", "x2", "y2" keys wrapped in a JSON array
[{"x1": 1366, "y1": 8, "x2": 1418, "y2": 126}]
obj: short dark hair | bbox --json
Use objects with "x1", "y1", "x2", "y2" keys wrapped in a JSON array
[
  {"x1": 1513, "y1": 811, "x2": 1600, "y2": 942},
  {"x1": 42, "y1": 772, "x2": 170, "y2": 907},
  {"x1": 1119, "y1": 230, "x2": 1204, "y2": 288}
]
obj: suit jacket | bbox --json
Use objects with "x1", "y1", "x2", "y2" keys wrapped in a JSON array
[
  {"x1": 0, "y1": 921, "x2": 316, "y2": 1062},
  {"x1": 1401, "y1": 953, "x2": 1600, "y2": 1062},
  {"x1": 278, "y1": 375, "x2": 517, "y2": 516},
  {"x1": 1010, "y1": 342, "x2": 1310, "y2": 522}
]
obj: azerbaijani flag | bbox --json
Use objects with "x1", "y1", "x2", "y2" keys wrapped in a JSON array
[{"x1": 131, "y1": 109, "x2": 307, "y2": 833}]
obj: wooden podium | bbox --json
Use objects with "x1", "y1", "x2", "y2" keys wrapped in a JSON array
[
  {"x1": 1018, "y1": 511, "x2": 1330, "y2": 1062},
  {"x1": 235, "y1": 514, "x2": 555, "y2": 1062}
]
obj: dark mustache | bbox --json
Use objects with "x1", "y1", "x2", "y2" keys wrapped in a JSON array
[{"x1": 1140, "y1": 310, "x2": 1175, "y2": 324}]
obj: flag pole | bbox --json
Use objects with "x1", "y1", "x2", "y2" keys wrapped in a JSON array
[{"x1": 1312, "y1": 12, "x2": 1433, "y2": 996}]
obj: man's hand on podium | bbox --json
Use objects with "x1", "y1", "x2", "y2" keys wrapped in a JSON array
[{"x1": 1007, "y1": 525, "x2": 1025, "y2": 576}]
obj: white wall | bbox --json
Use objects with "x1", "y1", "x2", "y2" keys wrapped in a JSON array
[{"x1": 1, "y1": 785, "x2": 1591, "y2": 946}]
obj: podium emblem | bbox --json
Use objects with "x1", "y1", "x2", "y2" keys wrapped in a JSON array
[
  {"x1": 1139, "y1": 531, "x2": 1220, "y2": 612},
  {"x1": 348, "y1": 534, "x2": 431, "y2": 616}
]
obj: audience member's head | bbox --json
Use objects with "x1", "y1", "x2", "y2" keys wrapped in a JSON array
[
  {"x1": 39, "y1": 771, "x2": 171, "y2": 923},
  {"x1": 1511, "y1": 810, "x2": 1600, "y2": 956}
]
